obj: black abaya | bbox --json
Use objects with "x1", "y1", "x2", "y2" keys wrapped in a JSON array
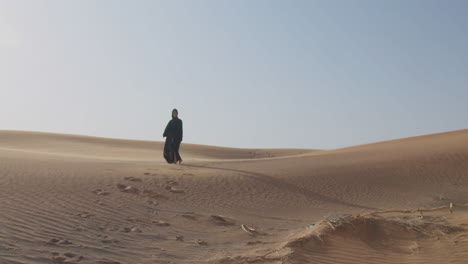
[{"x1": 163, "y1": 117, "x2": 183, "y2": 164}]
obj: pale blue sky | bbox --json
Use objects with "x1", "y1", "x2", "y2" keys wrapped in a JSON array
[{"x1": 1, "y1": 0, "x2": 467, "y2": 149}]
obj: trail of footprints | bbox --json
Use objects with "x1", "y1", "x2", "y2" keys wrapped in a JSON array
[
  {"x1": 88, "y1": 171, "x2": 182, "y2": 240},
  {"x1": 91, "y1": 170, "x2": 186, "y2": 205},
  {"x1": 44, "y1": 170, "x2": 180, "y2": 263},
  {"x1": 88, "y1": 170, "x2": 189, "y2": 239},
  {"x1": 46, "y1": 169, "x2": 264, "y2": 263},
  {"x1": 51, "y1": 251, "x2": 84, "y2": 263}
]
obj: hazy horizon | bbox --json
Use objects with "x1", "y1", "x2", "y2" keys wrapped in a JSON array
[{"x1": 1, "y1": 0, "x2": 467, "y2": 149}]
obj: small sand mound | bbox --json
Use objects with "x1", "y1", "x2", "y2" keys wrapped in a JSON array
[{"x1": 282, "y1": 215, "x2": 467, "y2": 264}]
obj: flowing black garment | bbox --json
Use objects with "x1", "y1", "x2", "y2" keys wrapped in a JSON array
[
  {"x1": 163, "y1": 137, "x2": 182, "y2": 164},
  {"x1": 163, "y1": 117, "x2": 183, "y2": 163}
]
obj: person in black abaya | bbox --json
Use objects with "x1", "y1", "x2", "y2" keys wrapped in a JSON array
[{"x1": 163, "y1": 109, "x2": 183, "y2": 164}]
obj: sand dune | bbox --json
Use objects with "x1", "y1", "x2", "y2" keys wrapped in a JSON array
[
  {"x1": 0, "y1": 130, "x2": 317, "y2": 161},
  {"x1": 1, "y1": 129, "x2": 468, "y2": 264}
]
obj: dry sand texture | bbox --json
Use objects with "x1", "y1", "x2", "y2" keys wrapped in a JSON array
[{"x1": 1, "y1": 129, "x2": 468, "y2": 264}]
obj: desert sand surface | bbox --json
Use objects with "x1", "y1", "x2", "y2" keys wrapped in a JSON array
[{"x1": 1, "y1": 129, "x2": 468, "y2": 264}]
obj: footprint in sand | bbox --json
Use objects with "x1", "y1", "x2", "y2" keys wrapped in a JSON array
[
  {"x1": 246, "y1": 241, "x2": 271, "y2": 245},
  {"x1": 210, "y1": 215, "x2": 235, "y2": 226},
  {"x1": 122, "y1": 227, "x2": 142, "y2": 233},
  {"x1": 97, "y1": 261, "x2": 121, "y2": 264},
  {"x1": 168, "y1": 187, "x2": 185, "y2": 194},
  {"x1": 143, "y1": 189, "x2": 167, "y2": 199},
  {"x1": 143, "y1": 172, "x2": 151, "y2": 175},
  {"x1": 92, "y1": 189, "x2": 110, "y2": 196},
  {"x1": 98, "y1": 225, "x2": 119, "y2": 232},
  {"x1": 51, "y1": 253, "x2": 84, "y2": 263},
  {"x1": 152, "y1": 220, "x2": 170, "y2": 227},
  {"x1": 165, "y1": 180, "x2": 185, "y2": 193},
  {"x1": 166, "y1": 180, "x2": 178, "y2": 186},
  {"x1": 49, "y1": 238, "x2": 73, "y2": 245},
  {"x1": 97, "y1": 225, "x2": 119, "y2": 233},
  {"x1": 51, "y1": 256, "x2": 66, "y2": 263},
  {"x1": 126, "y1": 216, "x2": 143, "y2": 223},
  {"x1": 147, "y1": 200, "x2": 159, "y2": 206},
  {"x1": 180, "y1": 214, "x2": 197, "y2": 220},
  {"x1": 50, "y1": 239, "x2": 61, "y2": 244},
  {"x1": 117, "y1": 184, "x2": 139, "y2": 194},
  {"x1": 196, "y1": 239, "x2": 208, "y2": 246},
  {"x1": 63, "y1": 252, "x2": 77, "y2": 258},
  {"x1": 77, "y1": 212, "x2": 94, "y2": 219},
  {"x1": 72, "y1": 225, "x2": 85, "y2": 231},
  {"x1": 124, "y1": 176, "x2": 142, "y2": 182},
  {"x1": 101, "y1": 239, "x2": 119, "y2": 244}
]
